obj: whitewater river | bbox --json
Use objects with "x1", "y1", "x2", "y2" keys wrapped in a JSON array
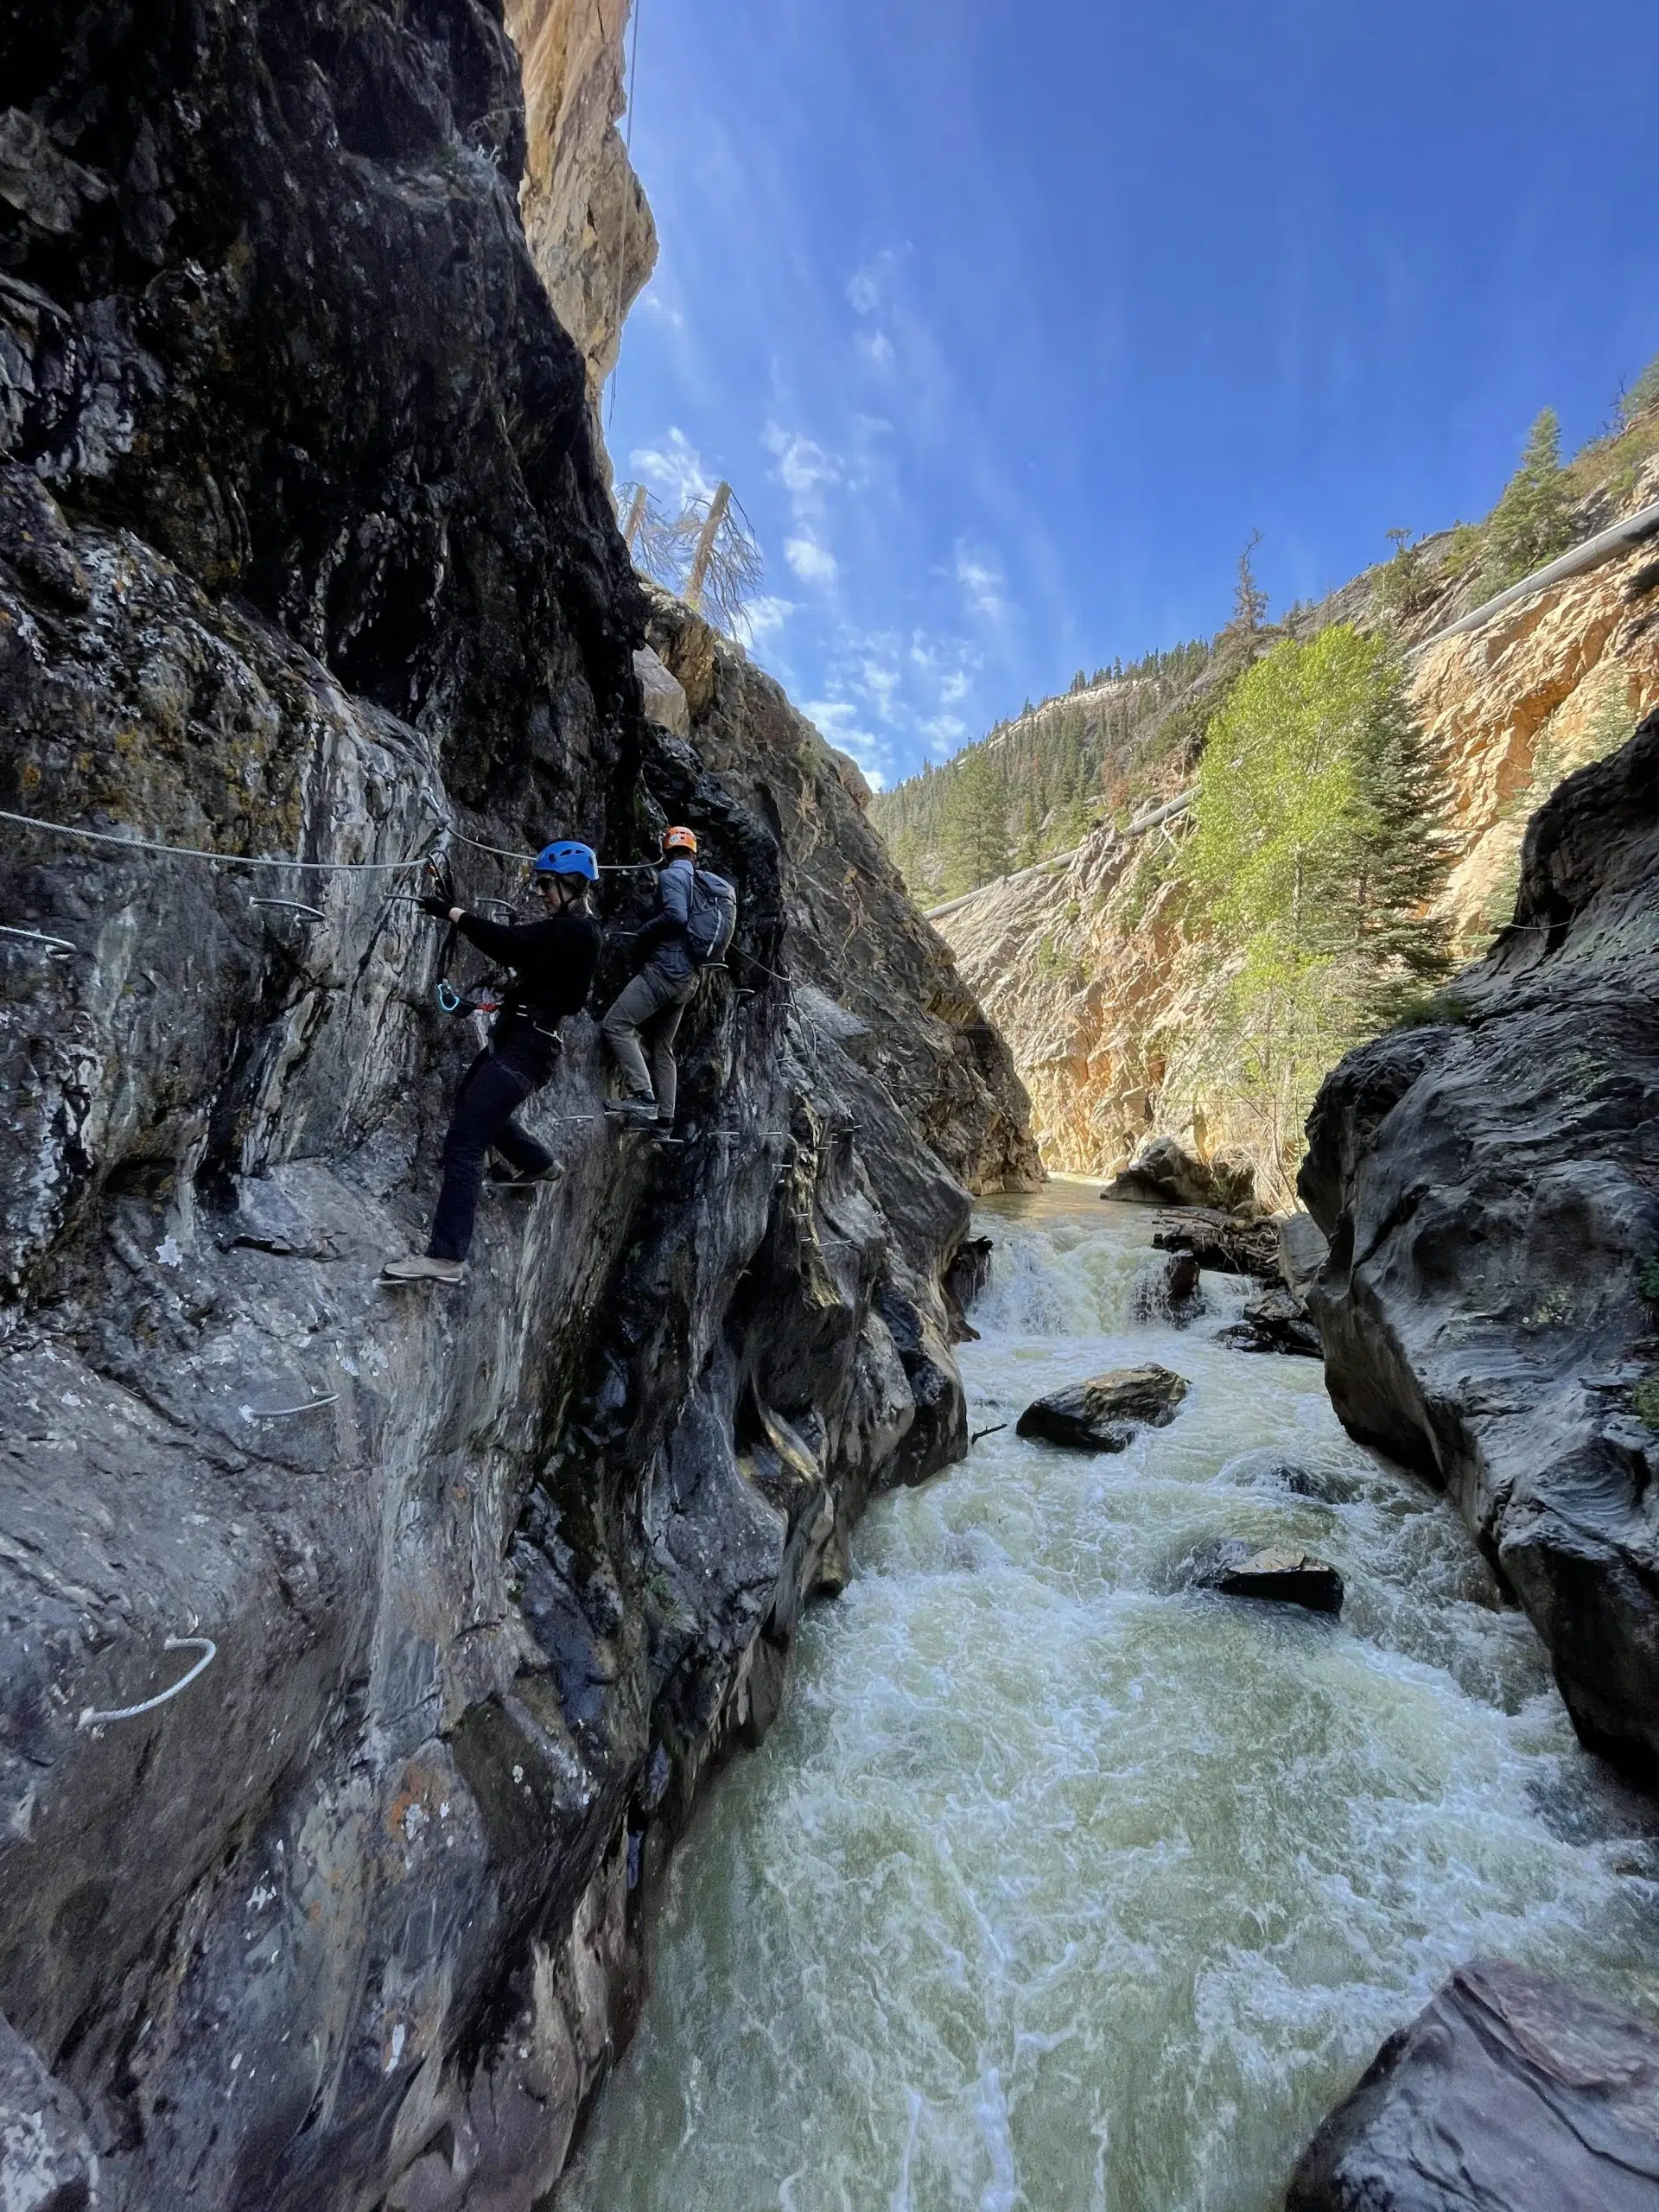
[{"x1": 558, "y1": 1184, "x2": 1659, "y2": 2211}]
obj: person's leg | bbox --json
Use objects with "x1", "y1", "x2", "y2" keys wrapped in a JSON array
[
  {"x1": 490, "y1": 1112, "x2": 554, "y2": 1178},
  {"x1": 601, "y1": 969, "x2": 665, "y2": 1102},
  {"x1": 428, "y1": 1054, "x2": 537, "y2": 1261},
  {"x1": 643, "y1": 976, "x2": 698, "y2": 1124}
]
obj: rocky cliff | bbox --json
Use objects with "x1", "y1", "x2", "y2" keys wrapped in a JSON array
[
  {"x1": 0, "y1": 7, "x2": 1031, "y2": 2208},
  {"x1": 935, "y1": 467, "x2": 1659, "y2": 1187},
  {"x1": 504, "y1": 0, "x2": 656, "y2": 426},
  {"x1": 1301, "y1": 712, "x2": 1659, "y2": 1783}
]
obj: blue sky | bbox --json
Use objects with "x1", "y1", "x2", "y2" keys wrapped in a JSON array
[{"x1": 607, "y1": 0, "x2": 1659, "y2": 791}]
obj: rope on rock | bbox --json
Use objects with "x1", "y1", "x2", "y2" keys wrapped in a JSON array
[
  {"x1": 0, "y1": 804, "x2": 435, "y2": 873},
  {"x1": 241, "y1": 1395, "x2": 338, "y2": 1421},
  {"x1": 0, "y1": 922, "x2": 79, "y2": 954},
  {"x1": 79, "y1": 1636, "x2": 217, "y2": 1729},
  {"x1": 251, "y1": 897, "x2": 326, "y2": 920}
]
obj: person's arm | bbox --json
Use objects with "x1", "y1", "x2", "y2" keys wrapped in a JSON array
[
  {"x1": 634, "y1": 864, "x2": 691, "y2": 950},
  {"x1": 454, "y1": 911, "x2": 556, "y2": 964}
]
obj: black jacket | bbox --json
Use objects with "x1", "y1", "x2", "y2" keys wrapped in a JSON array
[{"x1": 457, "y1": 907, "x2": 600, "y2": 1030}]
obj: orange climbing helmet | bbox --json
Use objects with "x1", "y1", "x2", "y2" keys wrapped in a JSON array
[{"x1": 662, "y1": 825, "x2": 698, "y2": 857}]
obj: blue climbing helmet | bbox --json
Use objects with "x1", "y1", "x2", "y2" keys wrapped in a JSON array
[{"x1": 533, "y1": 839, "x2": 599, "y2": 881}]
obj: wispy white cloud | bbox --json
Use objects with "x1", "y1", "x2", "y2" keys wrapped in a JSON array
[
  {"x1": 803, "y1": 698, "x2": 888, "y2": 789},
  {"x1": 785, "y1": 535, "x2": 839, "y2": 587},
  {"x1": 859, "y1": 659, "x2": 901, "y2": 721},
  {"x1": 920, "y1": 714, "x2": 967, "y2": 753},
  {"x1": 734, "y1": 592, "x2": 796, "y2": 646},
  {"x1": 954, "y1": 543, "x2": 1008, "y2": 624},
  {"x1": 763, "y1": 423, "x2": 841, "y2": 500},
  {"x1": 855, "y1": 329, "x2": 895, "y2": 372},
  {"x1": 630, "y1": 427, "x2": 715, "y2": 507}
]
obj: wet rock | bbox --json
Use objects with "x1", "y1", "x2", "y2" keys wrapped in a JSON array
[
  {"x1": 1016, "y1": 1364, "x2": 1189, "y2": 1452},
  {"x1": 1278, "y1": 1211, "x2": 1330, "y2": 1302},
  {"x1": 1218, "y1": 1284, "x2": 1323, "y2": 1358},
  {"x1": 1185, "y1": 1540, "x2": 1344, "y2": 1613},
  {"x1": 0, "y1": 5, "x2": 1039, "y2": 2206},
  {"x1": 1302, "y1": 713, "x2": 1659, "y2": 1784},
  {"x1": 1103, "y1": 1135, "x2": 1255, "y2": 1211},
  {"x1": 943, "y1": 1233, "x2": 994, "y2": 1344},
  {"x1": 1287, "y1": 1958, "x2": 1659, "y2": 2210},
  {"x1": 1129, "y1": 1248, "x2": 1202, "y2": 1323},
  {"x1": 1151, "y1": 1206, "x2": 1281, "y2": 1278}
]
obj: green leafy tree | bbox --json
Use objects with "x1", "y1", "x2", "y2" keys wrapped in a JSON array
[
  {"x1": 1375, "y1": 527, "x2": 1433, "y2": 620},
  {"x1": 1179, "y1": 626, "x2": 1452, "y2": 1192},
  {"x1": 1484, "y1": 408, "x2": 1574, "y2": 591}
]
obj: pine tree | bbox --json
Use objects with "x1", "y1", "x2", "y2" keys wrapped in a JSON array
[
  {"x1": 1484, "y1": 409, "x2": 1574, "y2": 590},
  {"x1": 942, "y1": 745, "x2": 1008, "y2": 893},
  {"x1": 1180, "y1": 624, "x2": 1452, "y2": 1181},
  {"x1": 1217, "y1": 531, "x2": 1271, "y2": 668}
]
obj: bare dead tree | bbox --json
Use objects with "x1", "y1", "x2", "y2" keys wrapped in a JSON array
[
  {"x1": 614, "y1": 480, "x2": 683, "y2": 592},
  {"x1": 673, "y1": 480, "x2": 764, "y2": 635}
]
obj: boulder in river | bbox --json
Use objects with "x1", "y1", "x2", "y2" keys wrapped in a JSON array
[
  {"x1": 1185, "y1": 1539, "x2": 1343, "y2": 1613},
  {"x1": 1016, "y1": 1364, "x2": 1189, "y2": 1451},
  {"x1": 1287, "y1": 1957, "x2": 1659, "y2": 2210},
  {"x1": 1129, "y1": 1248, "x2": 1203, "y2": 1323},
  {"x1": 1218, "y1": 1284, "x2": 1323, "y2": 1358},
  {"x1": 1102, "y1": 1136, "x2": 1256, "y2": 1213},
  {"x1": 1151, "y1": 1206, "x2": 1281, "y2": 1278}
]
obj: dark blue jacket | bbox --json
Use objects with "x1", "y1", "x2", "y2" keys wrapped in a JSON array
[{"x1": 633, "y1": 856, "x2": 696, "y2": 981}]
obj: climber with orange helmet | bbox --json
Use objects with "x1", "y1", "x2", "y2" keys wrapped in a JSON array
[{"x1": 601, "y1": 823, "x2": 736, "y2": 1131}]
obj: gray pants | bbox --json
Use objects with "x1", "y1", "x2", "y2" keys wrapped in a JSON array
[{"x1": 602, "y1": 961, "x2": 699, "y2": 1120}]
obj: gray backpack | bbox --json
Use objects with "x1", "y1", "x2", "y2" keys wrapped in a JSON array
[{"x1": 684, "y1": 868, "x2": 738, "y2": 965}]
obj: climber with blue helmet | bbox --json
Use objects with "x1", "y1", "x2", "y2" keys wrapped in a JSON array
[{"x1": 381, "y1": 840, "x2": 601, "y2": 1286}]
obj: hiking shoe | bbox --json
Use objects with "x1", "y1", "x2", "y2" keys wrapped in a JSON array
[
  {"x1": 604, "y1": 1097, "x2": 658, "y2": 1123},
  {"x1": 487, "y1": 1160, "x2": 565, "y2": 1191},
  {"x1": 380, "y1": 1253, "x2": 466, "y2": 1286}
]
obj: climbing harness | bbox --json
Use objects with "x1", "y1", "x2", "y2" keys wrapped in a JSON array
[
  {"x1": 79, "y1": 1636, "x2": 217, "y2": 1729},
  {"x1": 0, "y1": 923, "x2": 79, "y2": 955}
]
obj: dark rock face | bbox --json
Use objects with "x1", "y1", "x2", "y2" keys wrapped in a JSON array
[
  {"x1": 1103, "y1": 1135, "x2": 1255, "y2": 1211},
  {"x1": 1182, "y1": 1540, "x2": 1342, "y2": 1613},
  {"x1": 942, "y1": 1232, "x2": 994, "y2": 1344},
  {"x1": 1015, "y1": 1364, "x2": 1188, "y2": 1452},
  {"x1": 1129, "y1": 1247, "x2": 1202, "y2": 1323},
  {"x1": 1151, "y1": 1206, "x2": 1280, "y2": 1278},
  {"x1": 1287, "y1": 1958, "x2": 1659, "y2": 2210},
  {"x1": 0, "y1": 8, "x2": 1035, "y2": 2208},
  {"x1": 1219, "y1": 1284, "x2": 1323, "y2": 1359},
  {"x1": 1301, "y1": 714, "x2": 1659, "y2": 1784}
]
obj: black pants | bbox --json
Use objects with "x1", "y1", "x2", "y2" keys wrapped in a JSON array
[{"x1": 428, "y1": 1033, "x2": 556, "y2": 1262}]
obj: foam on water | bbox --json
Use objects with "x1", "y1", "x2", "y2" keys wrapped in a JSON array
[{"x1": 558, "y1": 1188, "x2": 1659, "y2": 2212}]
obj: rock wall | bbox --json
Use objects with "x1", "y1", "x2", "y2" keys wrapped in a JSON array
[
  {"x1": 0, "y1": 7, "x2": 1033, "y2": 2208},
  {"x1": 503, "y1": 0, "x2": 657, "y2": 421},
  {"x1": 935, "y1": 476, "x2": 1659, "y2": 1187},
  {"x1": 1300, "y1": 713, "x2": 1659, "y2": 1783}
]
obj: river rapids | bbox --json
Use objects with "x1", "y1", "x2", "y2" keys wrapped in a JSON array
[{"x1": 558, "y1": 1185, "x2": 1659, "y2": 2210}]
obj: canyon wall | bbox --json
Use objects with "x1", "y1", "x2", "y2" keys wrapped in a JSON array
[
  {"x1": 1302, "y1": 712, "x2": 1659, "y2": 1783},
  {"x1": 0, "y1": 6, "x2": 1030, "y2": 2209},
  {"x1": 504, "y1": 0, "x2": 657, "y2": 423},
  {"x1": 935, "y1": 464, "x2": 1659, "y2": 1190}
]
